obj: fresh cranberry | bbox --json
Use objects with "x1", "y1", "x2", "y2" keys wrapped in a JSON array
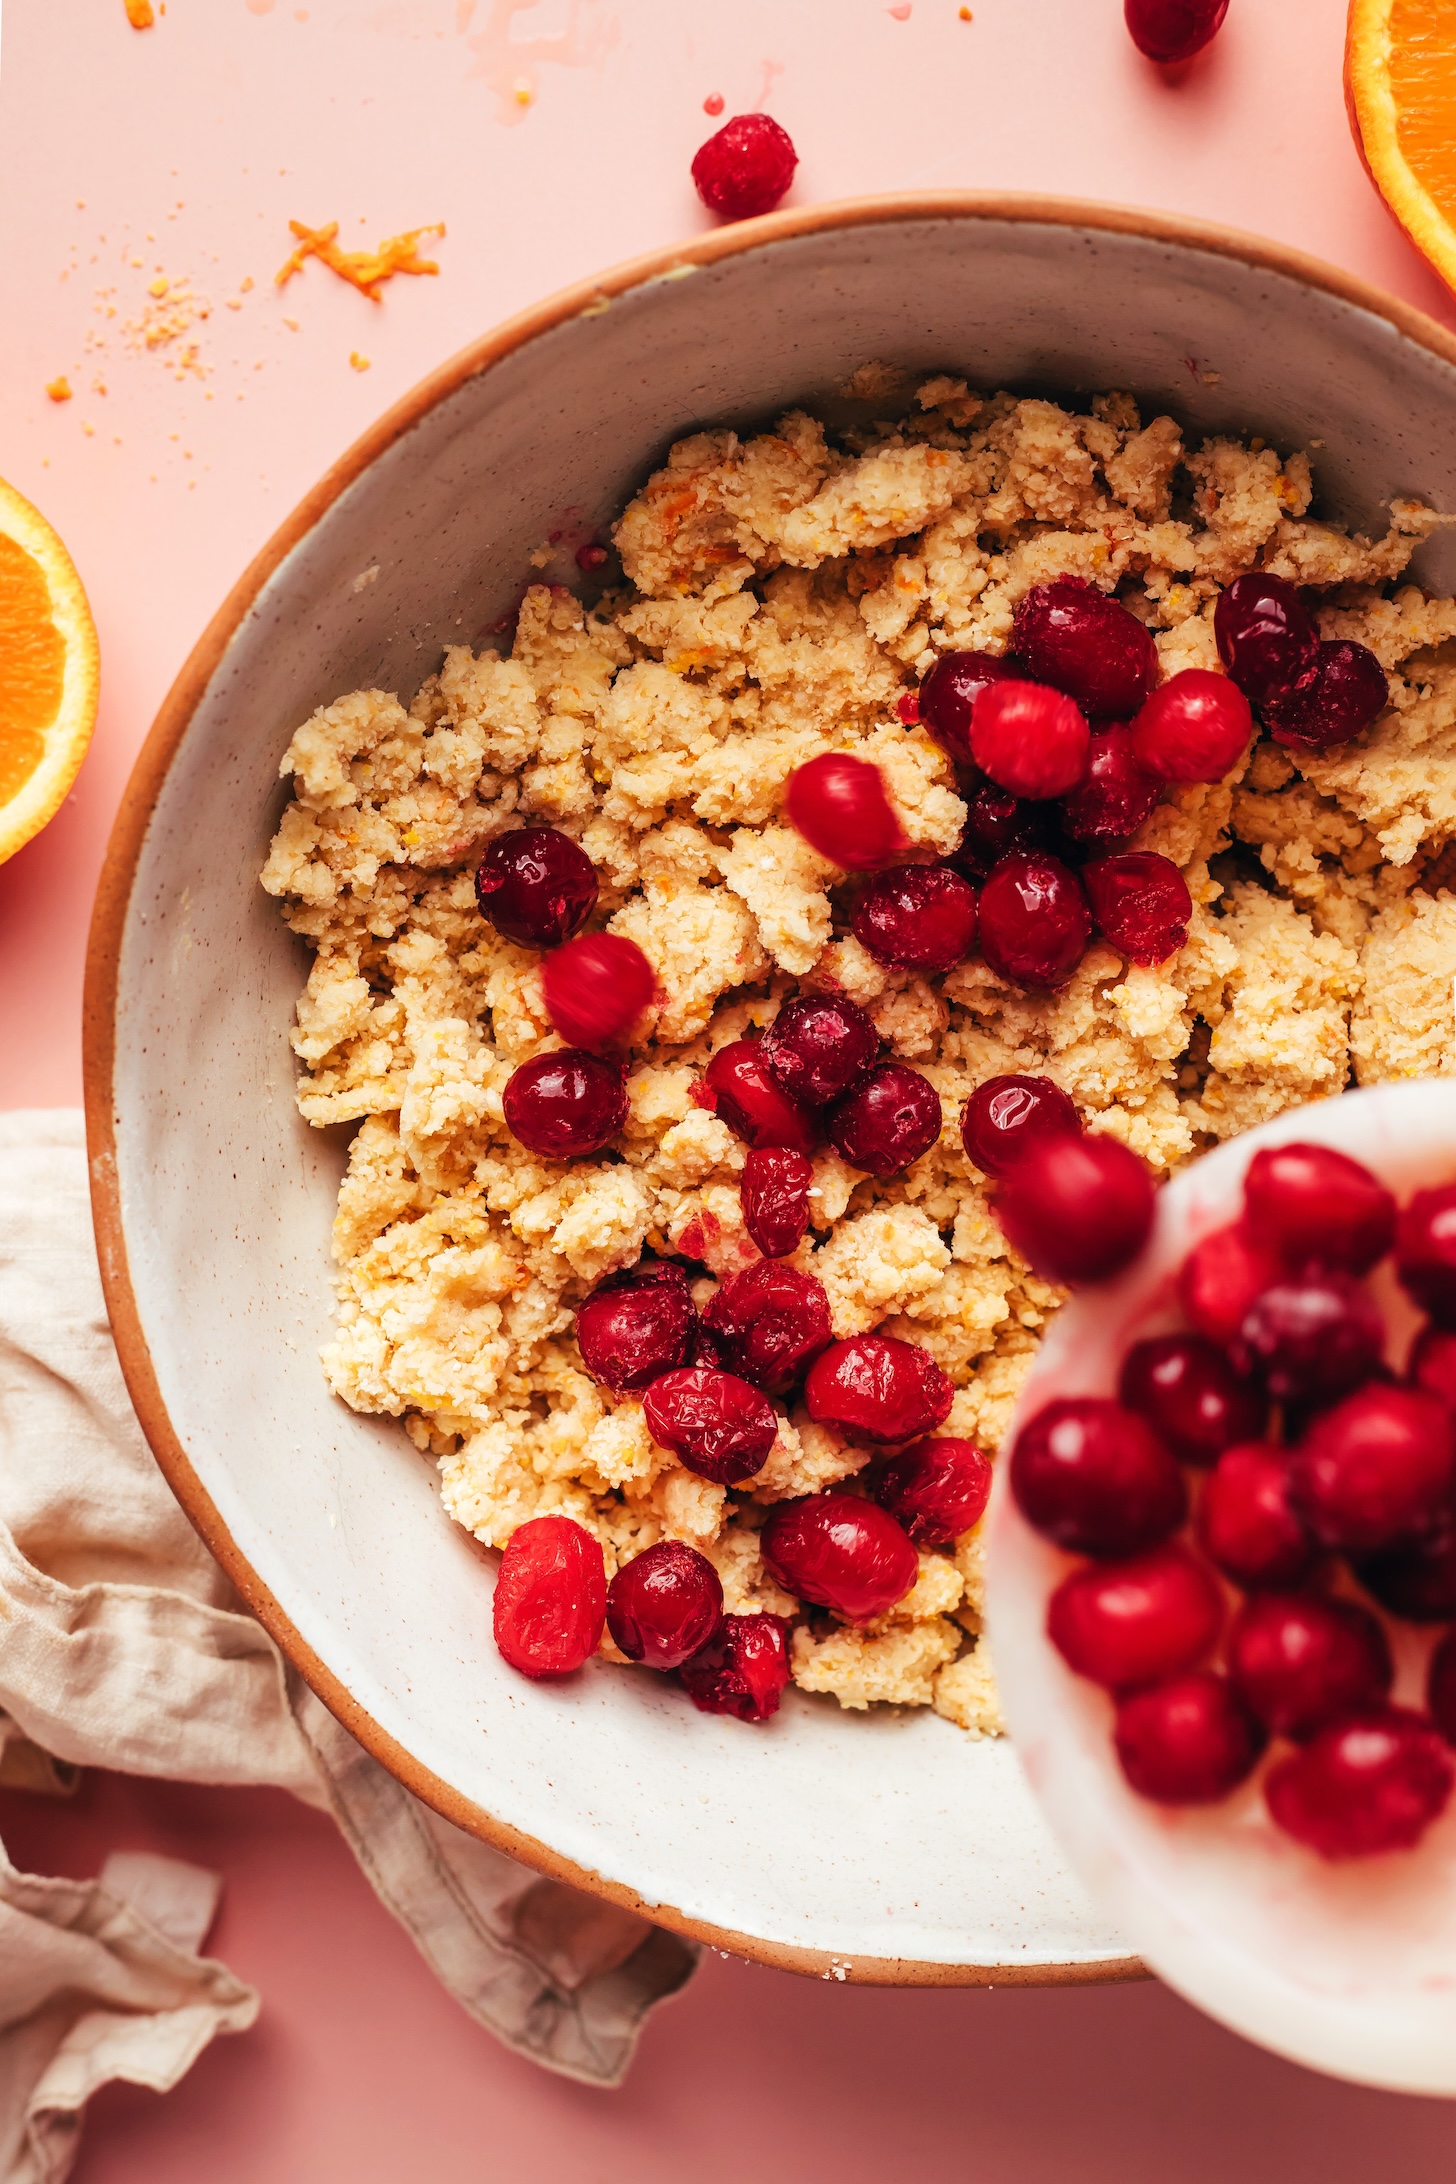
[
  {"x1": 759, "y1": 993, "x2": 878, "y2": 1107},
  {"x1": 1228, "y1": 1592, "x2": 1392, "y2": 1745},
  {"x1": 977, "y1": 852, "x2": 1092, "y2": 988},
  {"x1": 785, "y1": 753, "x2": 906, "y2": 870},
  {"x1": 680, "y1": 1613, "x2": 792, "y2": 1722},
  {"x1": 827, "y1": 1062, "x2": 943, "y2": 1177},
  {"x1": 805, "y1": 1334, "x2": 954, "y2": 1445},
  {"x1": 1013, "y1": 577, "x2": 1159, "y2": 721},
  {"x1": 576, "y1": 1261, "x2": 696, "y2": 1390},
  {"x1": 1291, "y1": 1384, "x2": 1455, "y2": 1552},
  {"x1": 1214, "y1": 573, "x2": 1319, "y2": 705},
  {"x1": 1082, "y1": 852, "x2": 1192, "y2": 965},
  {"x1": 948, "y1": 784, "x2": 1051, "y2": 881},
  {"x1": 476, "y1": 826, "x2": 598, "y2": 947},
  {"x1": 542, "y1": 932, "x2": 655, "y2": 1048},
  {"x1": 1048, "y1": 1544, "x2": 1224, "y2": 1691},
  {"x1": 492, "y1": 1515, "x2": 606, "y2": 1678},
  {"x1": 873, "y1": 1437, "x2": 992, "y2": 1545},
  {"x1": 1060, "y1": 725, "x2": 1162, "y2": 844},
  {"x1": 960, "y1": 1074, "x2": 1081, "y2": 1179},
  {"x1": 606, "y1": 1542, "x2": 724, "y2": 1671},
  {"x1": 1427, "y1": 1630, "x2": 1456, "y2": 1746},
  {"x1": 643, "y1": 1366, "x2": 780, "y2": 1484},
  {"x1": 1197, "y1": 1440, "x2": 1316, "y2": 1588},
  {"x1": 502, "y1": 1048, "x2": 627, "y2": 1158},
  {"x1": 897, "y1": 691, "x2": 920, "y2": 724},
  {"x1": 702, "y1": 1262, "x2": 832, "y2": 1394},
  {"x1": 1265, "y1": 641, "x2": 1389, "y2": 750},
  {"x1": 762, "y1": 1491, "x2": 919, "y2": 1621},
  {"x1": 741, "y1": 1147, "x2": 813, "y2": 1258},
  {"x1": 1124, "y1": 0, "x2": 1229, "y2": 61},
  {"x1": 1128, "y1": 668, "x2": 1252, "y2": 783},
  {"x1": 995, "y1": 1131, "x2": 1156, "y2": 1285},
  {"x1": 1362, "y1": 1526, "x2": 1456, "y2": 1633},
  {"x1": 1179, "y1": 1221, "x2": 1285, "y2": 1346},
  {"x1": 1118, "y1": 1332, "x2": 1265, "y2": 1465},
  {"x1": 690, "y1": 111, "x2": 798, "y2": 219},
  {"x1": 575, "y1": 540, "x2": 609, "y2": 572},
  {"x1": 1265, "y1": 1707, "x2": 1453, "y2": 1858},
  {"x1": 1009, "y1": 1397, "x2": 1186, "y2": 1557},
  {"x1": 1235, "y1": 1270, "x2": 1385, "y2": 1405},
  {"x1": 701, "y1": 1041, "x2": 818, "y2": 1154},
  {"x1": 1114, "y1": 1672, "x2": 1265, "y2": 1805},
  {"x1": 1397, "y1": 1184, "x2": 1456, "y2": 1326},
  {"x1": 851, "y1": 863, "x2": 978, "y2": 974},
  {"x1": 1409, "y1": 1324, "x2": 1456, "y2": 1409},
  {"x1": 1242, "y1": 1142, "x2": 1396, "y2": 1276},
  {"x1": 917, "y1": 649, "x2": 1026, "y2": 767},
  {"x1": 969, "y1": 680, "x2": 1091, "y2": 800}
]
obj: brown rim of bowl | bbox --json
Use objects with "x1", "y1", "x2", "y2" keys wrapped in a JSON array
[{"x1": 83, "y1": 189, "x2": 1456, "y2": 1988}]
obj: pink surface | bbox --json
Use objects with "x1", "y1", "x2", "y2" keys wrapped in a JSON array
[{"x1": 6, "y1": 0, "x2": 1456, "y2": 2170}]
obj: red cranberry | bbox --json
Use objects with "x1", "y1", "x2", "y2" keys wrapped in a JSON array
[
  {"x1": 1048, "y1": 1544, "x2": 1223, "y2": 1691},
  {"x1": 1115, "y1": 1671, "x2": 1265, "y2": 1805},
  {"x1": 1410, "y1": 1323, "x2": 1456, "y2": 1408},
  {"x1": 1118, "y1": 1332, "x2": 1265, "y2": 1466},
  {"x1": 948, "y1": 784, "x2": 1051, "y2": 881},
  {"x1": 759, "y1": 993, "x2": 878, "y2": 1107},
  {"x1": 827, "y1": 1062, "x2": 943, "y2": 1177},
  {"x1": 1243, "y1": 1142, "x2": 1396, "y2": 1277},
  {"x1": 702, "y1": 1261, "x2": 832, "y2": 1394},
  {"x1": 1292, "y1": 1384, "x2": 1455, "y2": 1552},
  {"x1": 680, "y1": 1612, "x2": 792, "y2": 1723},
  {"x1": 969, "y1": 680, "x2": 1091, "y2": 800},
  {"x1": 476, "y1": 826, "x2": 597, "y2": 947},
  {"x1": 492, "y1": 1515, "x2": 606, "y2": 1678},
  {"x1": 542, "y1": 932, "x2": 655, "y2": 1048},
  {"x1": 701, "y1": 1041, "x2": 818, "y2": 1154},
  {"x1": 1128, "y1": 668, "x2": 1252, "y2": 783},
  {"x1": 852, "y1": 863, "x2": 978, "y2": 973},
  {"x1": 1180, "y1": 1221, "x2": 1284, "y2": 1346},
  {"x1": 503, "y1": 1048, "x2": 627, "y2": 1158},
  {"x1": 1356, "y1": 1511, "x2": 1456, "y2": 1621},
  {"x1": 785, "y1": 753, "x2": 906, "y2": 870},
  {"x1": 1235, "y1": 1270, "x2": 1384, "y2": 1405},
  {"x1": 576, "y1": 1261, "x2": 695, "y2": 1390},
  {"x1": 690, "y1": 111, "x2": 797, "y2": 220},
  {"x1": 762, "y1": 1491, "x2": 919, "y2": 1622},
  {"x1": 1265, "y1": 641, "x2": 1389, "y2": 751},
  {"x1": 995, "y1": 1132, "x2": 1156, "y2": 1286},
  {"x1": 873, "y1": 1436, "x2": 992, "y2": 1546},
  {"x1": 1427, "y1": 1630, "x2": 1456, "y2": 1746},
  {"x1": 1124, "y1": 0, "x2": 1229, "y2": 61},
  {"x1": 741, "y1": 1146, "x2": 813, "y2": 1258},
  {"x1": 1082, "y1": 852, "x2": 1192, "y2": 965},
  {"x1": 1010, "y1": 1397, "x2": 1186, "y2": 1557},
  {"x1": 960, "y1": 1074, "x2": 1081, "y2": 1179},
  {"x1": 1013, "y1": 577, "x2": 1158, "y2": 721},
  {"x1": 1197, "y1": 1440, "x2": 1316, "y2": 1589},
  {"x1": 1397, "y1": 1184, "x2": 1456, "y2": 1326},
  {"x1": 1229, "y1": 1592, "x2": 1392, "y2": 1743},
  {"x1": 1214, "y1": 573, "x2": 1319, "y2": 705},
  {"x1": 606, "y1": 1542, "x2": 724, "y2": 1671},
  {"x1": 1265, "y1": 1707, "x2": 1453, "y2": 1858},
  {"x1": 805, "y1": 1334, "x2": 954, "y2": 1446},
  {"x1": 978, "y1": 852, "x2": 1092, "y2": 988},
  {"x1": 898, "y1": 692, "x2": 920, "y2": 725},
  {"x1": 643, "y1": 1366, "x2": 780, "y2": 1485},
  {"x1": 1060, "y1": 725, "x2": 1162, "y2": 844},
  {"x1": 917, "y1": 649, "x2": 1027, "y2": 767},
  {"x1": 575, "y1": 540, "x2": 609, "y2": 572}
]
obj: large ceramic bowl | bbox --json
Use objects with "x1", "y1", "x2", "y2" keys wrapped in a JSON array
[{"x1": 84, "y1": 195, "x2": 1456, "y2": 1983}]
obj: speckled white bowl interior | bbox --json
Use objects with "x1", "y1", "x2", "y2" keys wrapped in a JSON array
[{"x1": 89, "y1": 198, "x2": 1456, "y2": 1978}]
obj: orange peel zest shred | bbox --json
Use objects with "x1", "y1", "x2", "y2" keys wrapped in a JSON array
[{"x1": 274, "y1": 220, "x2": 446, "y2": 301}]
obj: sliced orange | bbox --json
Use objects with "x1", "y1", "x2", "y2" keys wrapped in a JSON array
[
  {"x1": 1347, "y1": 0, "x2": 1456, "y2": 293},
  {"x1": 0, "y1": 477, "x2": 100, "y2": 865}
]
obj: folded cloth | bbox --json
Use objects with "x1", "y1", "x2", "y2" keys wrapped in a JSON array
[{"x1": 0, "y1": 1111, "x2": 695, "y2": 2183}]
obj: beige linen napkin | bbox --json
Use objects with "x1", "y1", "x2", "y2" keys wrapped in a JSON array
[{"x1": 0, "y1": 1111, "x2": 694, "y2": 2184}]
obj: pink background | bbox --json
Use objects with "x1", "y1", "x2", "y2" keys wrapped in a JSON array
[{"x1": 5, "y1": 0, "x2": 1456, "y2": 2172}]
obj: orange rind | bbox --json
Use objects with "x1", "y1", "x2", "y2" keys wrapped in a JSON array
[
  {"x1": 0, "y1": 478, "x2": 100, "y2": 865},
  {"x1": 1347, "y1": 0, "x2": 1456, "y2": 293}
]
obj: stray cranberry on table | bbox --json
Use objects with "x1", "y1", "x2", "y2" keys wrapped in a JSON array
[
  {"x1": 852, "y1": 863, "x2": 978, "y2": 973},
  {"x1": 680, "y1": 1612, "x2": 792, "y2": 1722},
  {"x1": 969, "y1": 679, "x2": 1091, "y2": 800},
  {"x1": 476, "y1": 825, "x2": 597, "y2": 946},
  {"x1": 762, "y1": 1492, "x2": 919, "y2": 1623},
  {"x1": 995, "y1": 1131, "x2": 1156, "y2": 1286},
  {"x1": 1012, "y1": 576, "x2": 1159, "y2": 720},
  {"x1": 960, "y1": 1073, "x2": 1081, "y2": 1179},
  {"x1": 606, "y1": 1541, "x2": 723, "y2": 1672},
  {"x1": 759, "y1": 992, "x2": 878, "y2": 1107},
  {"x1": 691, "y1": 111, "x2": 798, "y2": 221},
  {"x1": 805, "y1": 1332, "x2": 954, "y2": 1445},
  {"x1": 785, "y1": 751, "x2": 906, "y2": 869},
  {"x1": 542, "y1": 931, "x2": 655, "y2": 1048},
  {"x1": 493, "y1": 1515, "x2": 607, "y2": 1679},
  {"x1": 502, "y1": 1048, "x2": 627, "y2": 1158},
  {"x1": 740, "y1": 1145, "x2": 814, "y2": 1258},
  {"x1": 576, "y1": 1260, "x2": 696, "y2": 1390},
  {"x1": 1124, "y1": 0, "x2": 1229, "y2": 64},
  {"x1": 827, "y1": 1060, "x2": 943, "y2": 1177},
  {"x1": 644, "y1": 1366, "x2": 779, "y2": 1485},
  {"x1": 977, "y1": 852, "x2": 1092, "y2": 989},
  {"x1": 873, "y1": 1436, "x2": 992, "y2": 1546}
]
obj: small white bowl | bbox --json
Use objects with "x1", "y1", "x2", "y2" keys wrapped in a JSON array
[{"x1": 84, "y1": 195, "x2": 1456, "y2": 1981}]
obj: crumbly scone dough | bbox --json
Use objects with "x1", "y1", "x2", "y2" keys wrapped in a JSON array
[{"x1": 261, "y1": 378, "x2": 1456, "y2": 1734}]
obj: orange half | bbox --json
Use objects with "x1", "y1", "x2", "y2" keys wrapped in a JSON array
[
  {"x1": 1347, "y1": 0, "x2": 1456, "y2": 293},
  {"x1": 0, "y1": 477, "x2": 100, "y2": 865}
]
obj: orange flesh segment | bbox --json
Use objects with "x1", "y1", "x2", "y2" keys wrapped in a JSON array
[
  {"x1": 1389, "y1": 0, "x2": 1456, "y2": 224},
  {"x1": 0, "y1": 534, "x2": 65, "y2": 806}
]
